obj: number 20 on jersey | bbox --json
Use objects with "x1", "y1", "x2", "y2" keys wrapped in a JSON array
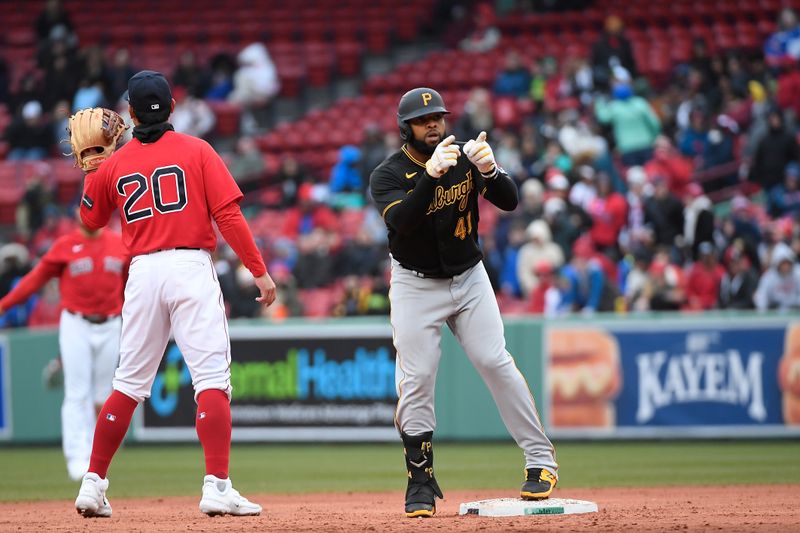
[{"x1": 117, "y1": 165, "x2": 188, "y2": 223}]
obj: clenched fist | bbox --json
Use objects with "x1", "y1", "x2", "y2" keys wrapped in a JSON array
[
  {"x1": 425, "y1": 135, "x2": 461, "y2": 179},
  {"x1": 463, "y1": 131, "x2": 496, "y2": 175}
]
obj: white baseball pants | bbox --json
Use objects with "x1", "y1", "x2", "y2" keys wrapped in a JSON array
[
  {"x1": 113, "y1": 249, "x2": 232, "y2": 403},
  {"x1": 59, "y1": 310, "x2": 120, "y2": 469}
]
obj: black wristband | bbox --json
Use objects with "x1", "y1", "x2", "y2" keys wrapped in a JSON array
[{"x1": 481, "y1": 166, "x2": 498, "y2": 179}]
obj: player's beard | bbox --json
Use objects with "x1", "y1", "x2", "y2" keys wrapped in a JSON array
[{"x1": 409, "y1": 130, "x2": 445, "y2": 156}]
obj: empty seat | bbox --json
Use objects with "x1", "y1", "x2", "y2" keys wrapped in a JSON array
[{"x1": 207, "y1": 101, "x2": 242, "y2": 137}]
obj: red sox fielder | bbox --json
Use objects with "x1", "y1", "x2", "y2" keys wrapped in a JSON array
[
  {"x1": 71, "y1": 71, "x2": 276, "y2": 518},
  {"x1": 0, "y1": 223, "x2": 128, "y2": 482}
]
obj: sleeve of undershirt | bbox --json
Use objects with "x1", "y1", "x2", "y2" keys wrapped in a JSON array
[
  {"x1": 0, "y1": 253, "x2": 63, "y2": 310},
  {"x1": 213, "y1": 201, "x2": 267, "y2": 277}
]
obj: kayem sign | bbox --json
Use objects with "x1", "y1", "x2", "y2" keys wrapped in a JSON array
[
  {"x1": 546, "y1": 319, "x2": 800, "y2": 438},
  {"x1": 137, "y1": 324, "x2": 398, "y2": 441}
]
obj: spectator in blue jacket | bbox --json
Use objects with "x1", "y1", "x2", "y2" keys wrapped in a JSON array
[
  {"x1": 560, "y1": 238, "x2": 607, "y2": 314},
  {"x1": 330, "y1": 145, "x2": 363, "y2": 194},
  {"x1": 499, "y1": 220, "x2": 528, "y2": 298},
  {"x1": 764, "y1": 8, "x2": 800, "y2": 69},
  {"x1": 493, "y1": 50, "x2": 532, "y2": 98},
  {"x1": 678, "y1": 108, "x2": 709, "y2": 158},
  {"x1": 768, "y1": 162, "x2": 800, "y2": 218}
]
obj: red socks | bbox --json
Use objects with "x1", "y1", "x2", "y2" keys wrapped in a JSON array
[
  {"x1": 86, "y1": 389, "x2": 231, "y2": 480},
  {"x1": 195, "y1": 389, "x2": 231, "y2": 479},
  {"x1": 88, "y1": 390, "x2": 138, "y2": 478}
]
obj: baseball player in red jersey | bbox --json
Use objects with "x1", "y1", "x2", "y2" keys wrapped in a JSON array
[
  {"x1": 0, "y1": 223, "x2": 128, "y2": 482},
  {"x1": 73, "y1": 70, "x2": 276, "y2": 518}
]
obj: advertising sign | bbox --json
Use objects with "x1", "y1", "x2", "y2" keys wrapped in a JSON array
[
  {"x1": 546, "y1": 319, "x2": 800, "y2": 438},
  {"x1": 137, "y1": 324, "x2": 398, "y2": 441}
]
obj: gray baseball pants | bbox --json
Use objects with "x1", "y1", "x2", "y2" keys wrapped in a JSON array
[{"x1": 389, "y1": 257, "x2": 558, "y2": 474}]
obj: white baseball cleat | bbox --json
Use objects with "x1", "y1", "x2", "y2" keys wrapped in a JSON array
[
  {"x1": 199, "y1": 475, "x2": 262, "y2": 516},
  {"x1": 75, "y1": 473, "x2": 112, "y2": 518}
]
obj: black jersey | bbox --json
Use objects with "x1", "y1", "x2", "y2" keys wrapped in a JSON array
[{"x1": 370, "y1": 143, "x2": 518, "y2": 277}]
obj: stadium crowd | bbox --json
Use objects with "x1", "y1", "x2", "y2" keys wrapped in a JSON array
[{"x1": 1, "y1": 0, "x2": 800, "y2": 325}]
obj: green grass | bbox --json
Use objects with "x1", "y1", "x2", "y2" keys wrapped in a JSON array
[{"x1": 0, "y1": 440, "x2": 797, "y2": 501}]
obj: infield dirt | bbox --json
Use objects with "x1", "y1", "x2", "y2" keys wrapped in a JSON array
[{"x1": 1, "y1": 484, "x2": 797, "y2": 532}]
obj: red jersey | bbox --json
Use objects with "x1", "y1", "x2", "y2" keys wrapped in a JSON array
[
  {"x1": 685, "y1": 263, "x2": 725, "y2": 311},
  {"x1": 80, "y1": 130, "x2": 243, "y2": 256},
  {"x1": 0, "y1": 229, "x2": 128, "y2": 316}
]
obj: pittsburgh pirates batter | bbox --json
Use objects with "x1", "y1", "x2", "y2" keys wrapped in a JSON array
[{"x1": 369, "y1": 88, "x2": 558, "y2": 518}]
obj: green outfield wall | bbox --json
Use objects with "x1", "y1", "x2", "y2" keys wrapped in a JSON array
[{"x1": 1, "y1": 314, "x2": 797, "y2": 444}]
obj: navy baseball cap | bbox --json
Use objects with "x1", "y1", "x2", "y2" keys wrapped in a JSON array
[{"x1": 125, "y1": 70, "x2": 172, "y2": 122}]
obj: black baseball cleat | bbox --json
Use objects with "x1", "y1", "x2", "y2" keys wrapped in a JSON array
[
  {"x1": 405, "y1": 495, "x2": 437, "y2": 518},
  {"x1": 402, "y1": 431, "x2": 444, "y2": 518},
  {"x1": 520, "y1": 467, "x2": 557, "y2": 500}
]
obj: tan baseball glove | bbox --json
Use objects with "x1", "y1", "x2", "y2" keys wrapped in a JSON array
[{"x1": 67, "y1": 107, "x2": 128, "y2": 172}]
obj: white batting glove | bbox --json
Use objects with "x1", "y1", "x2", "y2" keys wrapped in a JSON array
[
  {"x1": 463, "y1": 131, "x2": 497, "y2": 176},
  {"x1": 425, "y1": 135, "x2": 461, "y2": 178}
]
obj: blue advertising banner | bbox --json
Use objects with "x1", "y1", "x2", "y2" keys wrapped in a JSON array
[
  {"x1": 615, "y1": 326, "x2": 781, "y2": 427},
  {"x1": 546, "y1": 319, "x2": 800, "y2": 438}
]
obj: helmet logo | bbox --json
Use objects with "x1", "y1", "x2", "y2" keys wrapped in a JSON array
[{"x1": 421, "y1": 93, "x2": 432, "y2": 106}]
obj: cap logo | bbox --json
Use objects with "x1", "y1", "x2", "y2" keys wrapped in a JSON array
[
  {"x1": 421, "y1": 92, "x2": 432, "y2": 106},
  {"x1": 151, "y1": 104, "x2": 160, "y2": 110}
]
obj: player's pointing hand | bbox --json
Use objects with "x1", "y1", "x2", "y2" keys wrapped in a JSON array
[
  {"x1": 425, "y1": 134, "x2": 460, "y2": 179},
  {"x1": 255, "y1": 273, "x2": 277, "y2": 306},
  {"x1": 463, "y1": 130, "x2": 497, "y2": 176}
]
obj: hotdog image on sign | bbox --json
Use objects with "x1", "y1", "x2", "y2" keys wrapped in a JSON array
[
  {"x1": 547, "y1": 329, "x2": 622, "y2": 428},
  {"x1": 779, "y1": 323, "x2": 800, "y2": 425}
]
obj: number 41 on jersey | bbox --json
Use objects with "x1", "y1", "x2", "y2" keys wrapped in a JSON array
[{"x1": 454, "y1": 213, "x2": 473, "y2": 240}]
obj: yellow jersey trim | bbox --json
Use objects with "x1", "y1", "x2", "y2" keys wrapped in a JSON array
[
  {"x1": 382, "y1": 200, "x2": 402, "y2": 218},
  {"x1": 401, "y1": 144, "x2": 427, "y2": 169}
]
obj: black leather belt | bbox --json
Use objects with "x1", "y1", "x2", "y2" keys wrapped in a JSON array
[
  {"x1": 66, "y1": 309, "x2": 119, "y2": 325},
  {"x1": 144, "y1": 247, "x2": 202, "y2": 255},
  {"x1": 398, "y1": 263, "x2": 452, "y2": 279}
]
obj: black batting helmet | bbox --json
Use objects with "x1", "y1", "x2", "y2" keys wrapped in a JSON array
[{"x1": 397, "y1": 87, "x2": 450, "y2": 141}]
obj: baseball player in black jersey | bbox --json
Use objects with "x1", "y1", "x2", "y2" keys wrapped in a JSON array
[{"x1": 370, "y1": 88, "x2": 558, "y2": 518}]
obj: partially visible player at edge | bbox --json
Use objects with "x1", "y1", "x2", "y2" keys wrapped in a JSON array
[
  {"x1": 0, "y1": 213, "x2": 128, "y2": 483},
  {"x1": 369, "y1": 87, "x2": 558, "y2": 518},
  {"x1": 74, "y1": 70, "x2": 276, "y2": 518}
]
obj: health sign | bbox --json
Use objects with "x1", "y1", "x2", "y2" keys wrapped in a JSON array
[{"x1": 137, "y1": 324, "x2": 398, "y2": 442}]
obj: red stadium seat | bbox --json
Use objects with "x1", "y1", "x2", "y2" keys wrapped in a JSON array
[
  {"x1": 0, "y1": 185, "x2": 23, "y2": 224},
  {"x1": 299, "y1": 287, "x2": 341, "y2": 318},
  {"x1": 279, "y1": 65, "x2": 306, "y2": 98},
  {"x1": 337, "y1": 208, "x2": 365, "y2": 241},
  {"x1": 5, "y1": 29, "x2": 36, "y2": 48},
  {"x1": 364, "y1": 20, "x2": 391, "y2": 54},
  {"x1": 207, "y1": 101, "x2": 242, "y2": 137},
  {"x1": 335, "y1": 41, "x2": 364, "y2": 78},
  {"x1": 51, "y1": 159, "x2": 84, "y2": 205},
  {"x1": 493, "y1": 97, "x2": 523, "y2": 130}
]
